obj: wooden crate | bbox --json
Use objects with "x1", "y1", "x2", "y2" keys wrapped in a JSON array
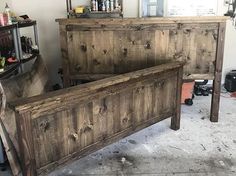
[
  {"x1": 5, "y1": 61, "x2": 183, "y2": 176},
  {"x1": 56, "y1": 16, "x2": 228, "y2": 122}
]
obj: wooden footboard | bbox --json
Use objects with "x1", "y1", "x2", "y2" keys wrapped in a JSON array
[{"x1": 9, "y1": 62, "x2": 183, "y2": 176}]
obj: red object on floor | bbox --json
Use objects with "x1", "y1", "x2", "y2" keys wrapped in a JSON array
[
  {"x1": 231, "y1": 92, "x2": 236, "y2": 98},
  {"x1": 181, "y1": 81, "x2": 195, "y2": 104}
]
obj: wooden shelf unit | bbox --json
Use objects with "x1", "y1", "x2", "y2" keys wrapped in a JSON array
[{"x1": 0, "y1": 21, "x2": 39, "y2": 79}]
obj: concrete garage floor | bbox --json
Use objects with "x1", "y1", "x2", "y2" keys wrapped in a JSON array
[{"x1": 1, "y1": 94, "x2": 236, "y2": 176}]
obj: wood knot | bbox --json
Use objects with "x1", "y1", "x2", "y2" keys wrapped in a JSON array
[
  {"x1": 69, "y1": 34, "x2": 73, "y2": 41},
  {"x1": 103, "y1": 49, "x2": 107, "y2": 54},
  {"x1": 136, "y1": 25, "x2": 142, "y2": 31},
  {"x1": 83, "y1": 124, "x2": 93, "y2": 133},
  {"x1": 177, "y1": 23, "x2": 183, "y2": 30},
  {"x1": 99, "y1": 104, "x2": 107, "y2": 114},
  {"x1": 196, "y1": 64, "x2": 201, "y2": 70},
  {"x1": 144, "y1": 41, "x2": 151, "y2": 49},
  {"x1": 75, "y1": 64, "x2": 81, "y2": 71},
  {"x1": 93, "y1": 59, "x2": 100, "y2": 65},
  {"x1": 70, "y1": 133, "x2": 79, "y2": 141},
  {"x1": 123, "y1": 48, "x2": 128, "y2": 57},
  {"x1": 101, "y1": 24, "x2": 106, "y2": 28},
  {"x1": 66, "y1": 25, "x2": 73, "y2": 31},
  {"x1": 80, "y1": 45, "x2": 87, "y2": 52},
  {"x1": 136, "y1": 86, "x2": 144, "y2": 93},
  {"x1": 155, "y1": 80, "x2": 165, "y2": 88},
  {"x1": 170, "y1": 30, "x2": 178, "y2": 36},
  {"x1": 122, "y1": 118, "x2": 129, "y2": 124},
  {"x1": 213, "y1": 33, "x2": 218, "y2": 40},
  {"x1": 183, "y1": 29, "x2": 191, "y2": 34},
  {"x1": 174, "y1": 52, "x2": 183, "y2": 59},
  {"x1": 39, "y1": 120, "x2": 50, "y2": 132}
]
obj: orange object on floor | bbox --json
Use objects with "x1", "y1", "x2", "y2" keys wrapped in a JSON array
[{"x1": 181, "y1": 81, "x2": 195, "y2": 104}]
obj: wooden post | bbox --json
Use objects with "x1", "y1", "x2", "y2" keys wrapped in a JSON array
[
  {"x1": 59, "y1": 25, "x2": 70, "y2": 88},
  {"x1": 210, "y1": 22, "x2": 226, "y2": 122},
  {"x1": 15, "y1": 111, "x2": 37, "y2": 176},
  {"x1": 171, "y1": 67, "x2": 183, "y2": 130}
]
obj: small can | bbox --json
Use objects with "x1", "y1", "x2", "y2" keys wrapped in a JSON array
[{"x1": 114, "y1": 0, "x2": 119, "y2": 9}]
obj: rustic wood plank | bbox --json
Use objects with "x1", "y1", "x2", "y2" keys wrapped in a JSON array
[
  {"x1": 0, "y1": 120, "x2": 21, "y2": 176},
  {"x1": 16, "y1": 111, "x2": 37, "y2": 176},
  {"x1": 119, "y1": 91, "x2": 133, "y2": 130},
  {"x1": 10, "y1": 62, "x2": 183, "y2": 113},
  {"x1": 112, "y1": 94, "x2": 121, "y2": 133},
  {"x1": 154, "y1": 30, "x2": 169, "y2": 64},
  {"x1": 67, "y1": 31, "x2": 91, "y2": 74},
  {"x1": 76, "y1": 103, "x2": 94, "y2": 149},
  {"x1": 11, "y1": 62, "x2": 183, "y2": 176},
  {"x1": 69, "y1": 74, "x2": 117, "y2": 81},
  {"x1": 38, "y1": 111, "x2": 173, "y2": 176},
  {"x1": 133, "y1": 86, "x2": 145, "y2": 124},
  {"x1": 93, "y1": 98, "x2": 108, "y2": 141},
  {"x1": 210, "y1": 22, "x2": 226, "y2": 122},
  {"x1": 143, "y1": 84, "x2": 154, "y2": 121},
  {"x1": 91, "y1": 31, "x2": 114, "y2": 73},
  {"x1": 59, "y1": 25, "x2": 70, "y2": 87},
  {"x1": 56, "y1": 16, "x2": 228, "y2": 26},
  {"x1": 171, "y1": 67, "x2": 183, "y2": 130}
]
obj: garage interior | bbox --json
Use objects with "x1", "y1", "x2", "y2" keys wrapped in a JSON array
[{"x1": 0, "y1": 0, "x2": 236, "y2": 176}]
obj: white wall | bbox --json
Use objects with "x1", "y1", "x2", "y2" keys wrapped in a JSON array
[
  {"x1": 3, "y1": 0, "x2": 236, "y2": 84},
  {"x1": 216, "y1": 0, "x2": 236, "y2": 82},
  {"x1": 0, "y1": 0, "x2": 12, "y2": 11},
  {"x1": 10, "y1": 0, "x2": 66, "y2": 84}
]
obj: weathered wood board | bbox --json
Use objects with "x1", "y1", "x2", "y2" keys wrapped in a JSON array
[
  {"x1": 7, "y1": 61, "x2": 183, "y2": 176},
  {"x1": 56, "y1": 16, "x2": 227, "y2": 122}
]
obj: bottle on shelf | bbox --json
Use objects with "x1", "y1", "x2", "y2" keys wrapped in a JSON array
[
  {"x1": 0, "y1": 55, "x2": 6, "y2": 73},
  {"x1": 110, "y1": 0, "x2": 114, "y2": 11},
  {"x1": 114, "y1": 0, "x2": 119, "y2": 10},
  {"x1": 95, "y1": 0, "x2": 98, "y2": 11},
  {"x1": 91, "y1": 0, "x2": 96, "y2": 11},
  {"x1": 5, "y1": 3, "x2": 12, "y2": 25},
  {"x1": 106, "y1": 0, "x2": 110, "y2": 12},
  {"x1": 102, "y1": 0, "x2": 106, "y2": 11}
]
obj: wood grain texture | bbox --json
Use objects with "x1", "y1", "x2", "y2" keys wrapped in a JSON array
[
  {"x1": 210, "y1": 22, "x2": 226, "y2": 122},
  {"x1": 58, "y1": 18, "x2": 223, "y2": 86},
  {"x1": 56, "y1": 17, "x2": 226, "y2": 123},
  {"x1": 56, "y1": 16, "x2": 228, "y2": 25},
  {"x1": 16, "y1": 111, "x2": 37, "y2": 176},
  {"x1": 0, "y1": 120, "x2": 21, "y2": 176},
  {"x1": 10, "y1": 62, "x2": 183, "y2": 176}
]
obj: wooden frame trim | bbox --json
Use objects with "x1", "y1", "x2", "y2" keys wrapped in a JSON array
[
  {"x1": 15, "y1": 111, "x2": 37, "y2": 176},
  {"x1": 171, "y1": 66, "x2": 183, "y2": 130},
  {"x1": 56, "y1": 16, "x2": 229, "y2": 25},
  {"x1": 210, "y1": 22, "x2": 226, "y2": 122}
]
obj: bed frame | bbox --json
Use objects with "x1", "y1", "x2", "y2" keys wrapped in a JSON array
[
  {"x1": 56, "y1": 16, "x2": 228, "y2": 122},
  {"x1": 6, "y1": 61, "x2": 183, "y2": 176}
]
